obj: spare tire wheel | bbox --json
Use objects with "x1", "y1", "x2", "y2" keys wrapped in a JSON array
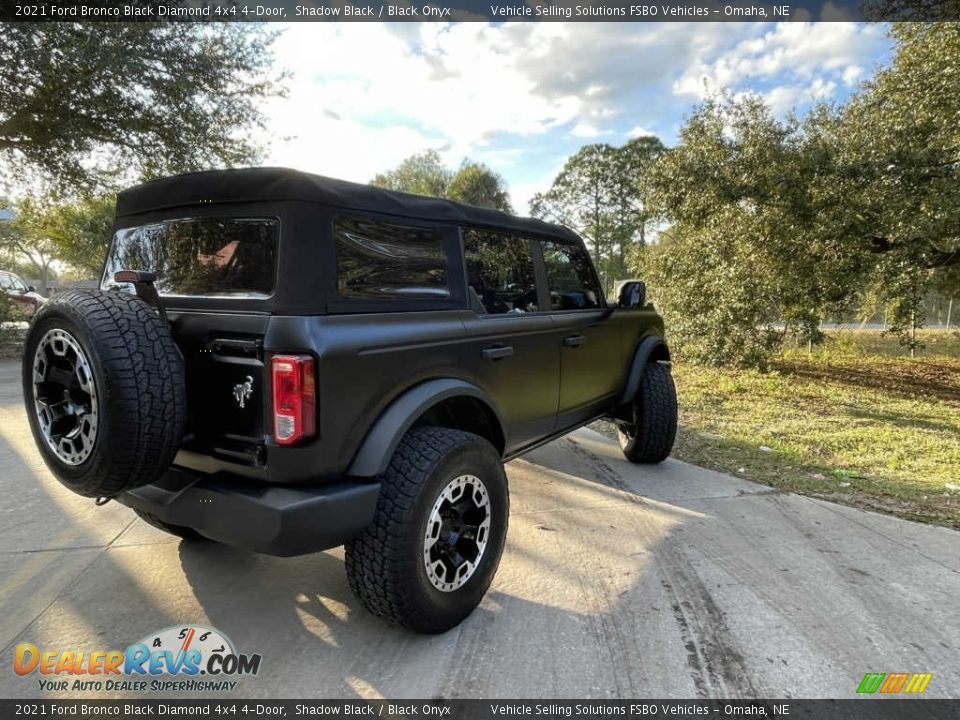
[{"x1": 21, "y1": 290, "x2": 186, "y2": 498}]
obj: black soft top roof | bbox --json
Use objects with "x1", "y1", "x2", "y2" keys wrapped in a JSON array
[{"x1": 116, "y1": 167, "x2": 579, "y2": 241}]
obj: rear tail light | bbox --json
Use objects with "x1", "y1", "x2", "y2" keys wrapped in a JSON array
[{"x1": 271, "y1": 354, "x2": 316, "y2": 446}]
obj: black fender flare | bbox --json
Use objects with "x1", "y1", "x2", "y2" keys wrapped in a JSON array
[
  {"x1": 346, "y1": 378, "x2": 505, "y2": 478},
  {"x1": 618, "y1": 335, "x2": 672, "y2": 405}
]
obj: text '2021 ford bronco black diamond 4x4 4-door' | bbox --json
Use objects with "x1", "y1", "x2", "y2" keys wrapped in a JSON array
[{"x1": 22, "y1": 168, "x2": 677, "y2": 633}]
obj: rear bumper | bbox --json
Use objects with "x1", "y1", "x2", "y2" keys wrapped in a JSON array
[{"x1": 116, "y1": 467, "x2": 380, "y2": 557}]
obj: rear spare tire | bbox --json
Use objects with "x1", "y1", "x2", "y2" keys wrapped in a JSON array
[{"x1": 22, "y1": 290, "x2": 186, "y2": 498}]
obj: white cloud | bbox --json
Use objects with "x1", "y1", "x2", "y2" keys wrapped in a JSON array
[
  {"x1": 842, "y1": 64, "x2": 864, "y2": 86},
  {"x1": 258, "y1": 22, "x2": 891, "y2": 210},
  {"x1": 262, "y1": 22, "x2": 592, "y2": 182},
  {"x1": 628, "y1": 126, "x2": 658, "y2": 138},
  {"x1": 673, "y1": 22, "x2": 887, "y2": 105},
  {"x1": 570, "y1": 123, "x2": 611, "y2": 138},
  {"x1": 262, "y1": 22, "x2": 750, "y2": 181}
]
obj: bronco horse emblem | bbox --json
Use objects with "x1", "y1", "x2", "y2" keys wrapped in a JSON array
[{"x1": 233, "y1": 376, "x2": 255, "y2": 409}]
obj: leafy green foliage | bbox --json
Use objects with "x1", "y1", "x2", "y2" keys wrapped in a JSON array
[
  {"x1": 636, "y1": 97, "x2": 840, "y2": 367},
  {"x1": 447, "y1": 161, "x2": 513, "y2": 213},
  {"x1": 372, "y1": 151, "x2": 451, "y2": 198},
  {"x1": 824, "y1": 23, "x2": 960, "y2": 351},
  {"x1": 530, "y1": 136, "x2": 663, "y2": 290},
  {"x1": 632, "y1": 23, "x2": 960, "y2": 367},
  {"x1": 12, "y1": 194, "x2": 114, "y2": 276},
  {"x1": 372, "y1": 151, "x2": 513, "y2": 212},
  {"x1": 0, "y1": 23, "x2": 283, "y2": 191},
  {"x1": 0, "y1": 281, "x2": 13, "y2": 324},
  {"x1": 0, "y1": 199, "x2": 58, "y2": 292}
]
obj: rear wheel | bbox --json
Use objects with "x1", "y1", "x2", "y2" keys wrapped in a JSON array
[
  {"x1": 345, "y1": 427, "x2": 509, "y2": 633},
  {"x1": 618, "y1": 361, "x2": 678, "y2": 463}
]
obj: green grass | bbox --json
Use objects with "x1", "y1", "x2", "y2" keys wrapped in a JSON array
[{"x1": 671, "y1": 330, "x2": 960, "y2": 528}]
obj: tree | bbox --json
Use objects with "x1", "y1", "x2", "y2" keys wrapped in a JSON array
[
  {"x1": 530, "y1": 137, "x2": 663, "y2": 290},
  {"x1": 371, "y1": 152, "x2": 513, "y2": 212},
  {"x1": 629, "y1": 22, "x2": 960, "y2": 366},
  {"x1": 819, "y1": 22, "x2": 960, "y2": 351},
  {"x1": 634, "y1": 96, "x2": 854, "y2": 367},
  {"x1": 19, "y1": 194, "x2": 114, "y2": 277},
  {"x1": 447, "y1": 161, "x2": 513, "y2": 212},
  {"x1": 372, "y1": 151, "x2": 452, "y2": 198},
  {"x1": 0, "y1": 199, "x2": 59, "y2": 293},
  {"x1": 0, "y1": 23, "x2": 283, "y2": 191}
]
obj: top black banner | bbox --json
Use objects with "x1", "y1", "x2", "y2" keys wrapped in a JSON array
[{"x1": 0, "y1": 0, "x2": 957, "y2": 22}]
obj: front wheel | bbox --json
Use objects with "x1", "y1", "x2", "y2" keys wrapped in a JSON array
[
  {"x1": 345, "y1": 427, "x2": 509, "y2": 633},
  {"x1": 618, "y1": 361, "x2": 678, "y2": 463}
]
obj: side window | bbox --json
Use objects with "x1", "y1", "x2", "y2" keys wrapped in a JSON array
[
  {"x1": 540, "y1": 240, "x2": 602, "y2": 310},
  {"x1": 335, "y1": 217, "x2": 449, "y2": 300},
  {"x1": 463, "y1": 229, "x2": 539, "y2": 314}
]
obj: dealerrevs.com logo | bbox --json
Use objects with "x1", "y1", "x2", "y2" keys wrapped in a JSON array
[{"x1": 14, "y1": 625, "x2": 261, "y2": 693}]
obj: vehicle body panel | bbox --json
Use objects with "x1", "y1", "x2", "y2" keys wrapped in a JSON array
[{"x1": 0, "y1": 270, "x2": 44, "y2": 318}]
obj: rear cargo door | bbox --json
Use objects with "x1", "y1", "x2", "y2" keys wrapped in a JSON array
[{"x1": 171, "y1": 311, "x2": 270, "y2": 465}]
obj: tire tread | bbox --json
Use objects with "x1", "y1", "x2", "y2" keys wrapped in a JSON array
[
  {"x1": 620, "y1": 362, "x2": 678, "y2": 464},
  {"x1": 345, "y1": 426, "x2": 491, "y2": 630},
  {"x1": 23, "y1": 290, "x2": 186, "y2": 497}
]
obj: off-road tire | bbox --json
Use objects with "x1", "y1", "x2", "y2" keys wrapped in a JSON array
[
  {"x1": 345, "y1": 427, "x2": 509, "y2": 634},
  {"x1": 618, "y1": 361, "x2": 678, "y2": 464},
  {"x1": 22, "y1": 290, "x2": 186, "y2": 498},
  {"x1": 134, "y1": 509, "x2": 208, "y2": 542}
]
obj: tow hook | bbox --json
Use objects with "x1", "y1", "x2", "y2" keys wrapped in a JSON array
[{"x1": 94, "y1": 496, "x2": 112, "y2": 507}]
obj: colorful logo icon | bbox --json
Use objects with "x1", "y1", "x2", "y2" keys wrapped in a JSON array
[
  {"x1": 857, "y1": 672, "x2": 933, "y2": 694},
  {"x1": 13, "y1": 625, "x2": 261, "y2": 692}
]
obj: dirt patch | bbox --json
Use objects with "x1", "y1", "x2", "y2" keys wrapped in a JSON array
[{"x1": 775, "y1": 357, "x2": 960, "y2": 407}]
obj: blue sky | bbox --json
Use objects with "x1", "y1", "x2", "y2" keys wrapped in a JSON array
[{"x1": 262, "y1": 22, "x2": 893, "y2": 212}]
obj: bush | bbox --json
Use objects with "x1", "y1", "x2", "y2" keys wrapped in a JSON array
[
  {"x1": 0, "y1": 292, "x2": 23, "y2": 359},
  {"x1": 0, "y1": 291, "x2": 13, "y2": 323},
  {"x1": 633, "y1": 222, "x2": 785, "y2": 370}
]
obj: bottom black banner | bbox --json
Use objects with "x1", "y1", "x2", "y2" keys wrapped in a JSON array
[{"x1": 1, "y1": 699, "x2": 957, "y2": 720}]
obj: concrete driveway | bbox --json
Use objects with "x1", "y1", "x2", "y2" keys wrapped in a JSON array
[{"x1": 1, "y1": 359, "x2": 957, "y2": 699}]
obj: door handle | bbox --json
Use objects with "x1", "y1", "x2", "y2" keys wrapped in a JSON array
[
  {"x1": 482, "y1": 345, "x2": 514, "y2": 360},
  {"x1": 563, "y1": 335, "x2": 587, "y2": 348}
]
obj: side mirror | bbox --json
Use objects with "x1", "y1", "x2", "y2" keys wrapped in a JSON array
[
  {"x1": 617, "y1": 280, "x2": 646, "y2": 308},
  {"x1": 27, "y1": 286, "x2": 36, "y2": 292}
]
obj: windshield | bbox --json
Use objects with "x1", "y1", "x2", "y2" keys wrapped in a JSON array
[
  {"x1": 101, "y1": 218, "x2": 278, "y2": 298},
  {"x1": 0, "y1": 274, "x2": 27, "y2": 292}
]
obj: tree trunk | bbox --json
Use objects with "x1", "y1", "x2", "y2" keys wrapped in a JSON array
[
  {"x1": 947, "y1": 298, "x2": 953, "y2": 329},
  {"x1": 910, "y1": 307, "x2": 916, "y2": 359}
]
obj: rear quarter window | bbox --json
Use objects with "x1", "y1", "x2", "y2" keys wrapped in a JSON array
[
  {"x1": 334, "y1": 216, "x2": 449, "y2": 300},
  {"x1": 102, "y1": 218, "x2": 278, "y2": 298}
]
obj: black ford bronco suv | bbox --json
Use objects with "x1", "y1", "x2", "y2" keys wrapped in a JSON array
[{"x1": 22, "y1": 168, "x2": 677, "y2": 633}]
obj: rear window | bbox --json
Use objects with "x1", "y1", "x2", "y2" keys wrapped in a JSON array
[
  {"x1": 101, "y1": 218, "x2": 278, "y2": 298},
  {"x1": 334, "y1": 216, "x2": 448, "y2": 300}
]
